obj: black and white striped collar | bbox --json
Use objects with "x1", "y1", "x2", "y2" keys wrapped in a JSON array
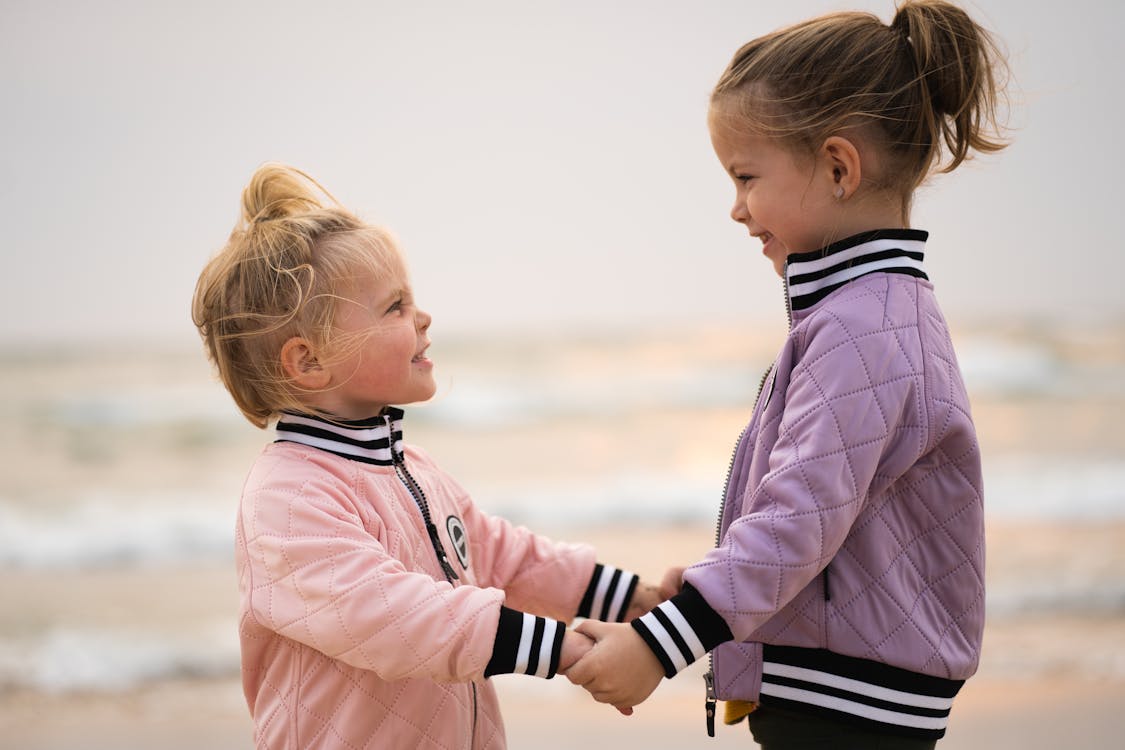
[
  {"x1": 275, "y1": 407, "x2": 405, "y2": 466},
  {"x1": 786, "y1": 229, "x2": 928, "y2": 313}
]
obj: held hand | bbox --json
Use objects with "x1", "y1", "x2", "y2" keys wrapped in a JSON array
[
  {"x1": 624, "y1": 580, "x2": 664, "y2": 620},
  {"x1": 658, "y1": 566, "x2": 687, "y2": 600},
  {"x1": 557, "y1": 628, "x2": 595, "y2": 675},
  {"x1": 566, "y1": 619, "x2": 664, "y2": 714}
]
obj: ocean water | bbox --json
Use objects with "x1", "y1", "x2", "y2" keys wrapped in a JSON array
[{"x1": 1, "y1": 323, "x2": 1123, "y2": 692}]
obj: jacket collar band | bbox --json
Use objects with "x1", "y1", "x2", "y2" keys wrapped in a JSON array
[
  {"x1": 786, "y1": 229, "x2": 929, "y2": 312},
  {"x1": 275, "y1": 407, "x2": 405, "y2": 465}
]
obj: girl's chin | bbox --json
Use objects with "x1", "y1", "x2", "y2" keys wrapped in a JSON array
[{"x1": 762, "y1": 245, "x2": 788, "y2": 277}]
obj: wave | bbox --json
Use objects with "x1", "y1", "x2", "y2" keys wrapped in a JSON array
[
  {"x1": 0, "y1": 623, "x2": 238, "y2": 694},
  {"x1": 983, "y1": 458, "x2": 1125, "y2": 521},
  {"x1": 957, "y1": 334, "x2": 1125, "y2": 398},
  {"x1": 46, "y1": 382, "x2": 242, "y2": 429},
  {"x1": 0, "y1": 493, "x2": 234, "y2": 570},
  {"x1": 2, "y1": 458, "x2": 1123, "y2": 571}
]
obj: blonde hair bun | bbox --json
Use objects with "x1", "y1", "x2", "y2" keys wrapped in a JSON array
[
  {"x1": 192, "y1": 163, "x2": 402, "y2": 428},
  {"x1": 241, "y1": 163, "x2": 334, "y2": 226}
]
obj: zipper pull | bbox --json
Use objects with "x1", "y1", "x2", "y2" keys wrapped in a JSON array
[
  {"x1": 704, "y1": 670, "x2": 717, "y2": 737},
  {"x1": 439, "y1": 554, "x2": 460, "y2": 581},
  {"x1": 428, "y1": 523, "x2": 460, "y2": 580}
]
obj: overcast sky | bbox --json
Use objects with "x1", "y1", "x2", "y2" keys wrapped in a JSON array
[{"x1": 2, "y1": 0, "x2": 1121, "y2": 348}]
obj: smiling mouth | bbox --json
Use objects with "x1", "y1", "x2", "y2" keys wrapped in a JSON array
[{"x1": 751, "y1": 232, "x2": 775, "y2": 252}]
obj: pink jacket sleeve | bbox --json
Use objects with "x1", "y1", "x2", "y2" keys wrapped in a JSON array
[
  {"x1": 458, "y1": 495, "x2": 597, "y2": 622},
  {"x1": 406, "y1": 447, "x2": 632, "y2": 624}
]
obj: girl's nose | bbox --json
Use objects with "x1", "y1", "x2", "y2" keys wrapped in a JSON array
[
  {"x1": 730, "y1": 197, "x2": 749, "y2": 224},
  {"x1": 416, "y1": 307, "x2": 432, "y2": 332}
]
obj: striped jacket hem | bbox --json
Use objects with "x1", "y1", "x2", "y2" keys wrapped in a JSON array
[
  {"x1": 631, "y1": 584, "x2": 962, "y2": 739},
  {"x1": 758, "y1": 645, "x2": 965, "y2": 739}
]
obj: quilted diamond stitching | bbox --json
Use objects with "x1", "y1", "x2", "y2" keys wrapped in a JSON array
[
  {"x1": 712, "y1": 273, "x2": 983, "y2": 688},
  {"x1": 240, "y1": 445, "x2": 513, "y2": 748}
]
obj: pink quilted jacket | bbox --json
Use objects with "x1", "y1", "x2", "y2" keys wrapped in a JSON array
[
  {"x1": 633, "y1": 230, "x2": 984, "y2": 740},
  {"x1": 236, "y1": 409, "x2": 637, "y2": 749}
]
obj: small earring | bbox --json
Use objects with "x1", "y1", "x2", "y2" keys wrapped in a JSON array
[{"x1": 834, "y1": 186, "x2": 845, "y2": 200}]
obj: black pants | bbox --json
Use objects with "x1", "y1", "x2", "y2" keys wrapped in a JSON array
[{"x1": 747, "y1": 705, "x2": 939, "y2": 750}]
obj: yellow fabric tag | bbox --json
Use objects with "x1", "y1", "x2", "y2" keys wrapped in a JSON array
[{"x1": 724, "y1": 699, "x2": 758, "y2": 725}]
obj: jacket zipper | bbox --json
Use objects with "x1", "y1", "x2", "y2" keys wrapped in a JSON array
[
  {"x1": 703, "y1": 417, "x2": 747, "y2": 737},
  {"x1": 470, "y1": 684, "x2": 479, "y2": 750},
  {"x1": 387, "y1": 415, "x2": 459, "y2": 583},
  {"x1": 782, "y1": 258, "x2": 794, "y2": 331},
  {"x1": 385, "y1": 414, "x2": 472, "y2": 745},
  {"x1": 702, "y1": 265, "x2": 794, "y2": 737}
]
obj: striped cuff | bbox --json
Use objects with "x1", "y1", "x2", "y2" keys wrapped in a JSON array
[
  {"x1": 576, "y1": 563, "x2": 639, "y2": 622},
  {"x1": 484, "y1": 606, "x2": 566, "y2": 679},
  {"x1": 759, "y1": 645, "x2": 964, "y2": 740},
  {"x1": 631, "y1": 583, "x2": 733, "y2": 677}
]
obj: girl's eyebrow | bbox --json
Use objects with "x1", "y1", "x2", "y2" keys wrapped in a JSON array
[
  {"x1": 367, "y1": 287, "x2": 404, "y2": 311},
  {"x1": 391, "y1": 285, "x2": 416, "y2": 303},
  {"x1": 726, "y1": 156, "x2": 753, "y2": 174}
]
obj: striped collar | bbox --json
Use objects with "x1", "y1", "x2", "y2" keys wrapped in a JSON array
[
  {"x1": 275, "y1": 407, "x2": 405, "y2": 466},
  {"x1": 786, "y1": 229, "x2": 928, "y2": 313}
]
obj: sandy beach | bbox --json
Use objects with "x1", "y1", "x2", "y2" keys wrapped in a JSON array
[{"x1": 3, "y1": 672, "x2": 1124, "y2": 750}]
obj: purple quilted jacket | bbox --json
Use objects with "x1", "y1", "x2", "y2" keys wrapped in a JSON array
[{"x1": 634, "y1": 230, "x2": 984, "y2": 740}]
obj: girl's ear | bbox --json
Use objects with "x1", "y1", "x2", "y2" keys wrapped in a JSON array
[
  {"x1": 281, "y1": 336, "x2": 330, "y2": 389},
  {"x1": 820, "y1": 136, "x2": 863, "y2": 200}
]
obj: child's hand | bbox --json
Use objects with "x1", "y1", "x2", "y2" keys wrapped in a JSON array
[
  {"x1": 658, "y1": 566, "x2": 687, "y2": 600},
  {"x1": 565, "y1": 620, "x2": 664, "y2": 714},
  {"x1": 625, "y1": 568, "x2": 687, "y2": 620},
  {"x1": 623, "y1": 580, "x2": 663, "y2": 620},
  {"x1": 558, "y1": 628, "x2": 595, "y2": 675}
]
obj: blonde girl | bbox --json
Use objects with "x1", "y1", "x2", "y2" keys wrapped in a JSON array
[
  {"x1": 568, "y1": 2, "x2": 1007, "y2": 747},
  {"x1": 193, "y1": 164, "x2": 658, "y2": 749}
]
